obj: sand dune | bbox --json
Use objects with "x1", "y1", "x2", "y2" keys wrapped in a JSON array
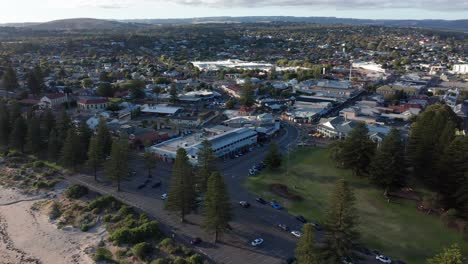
[{"x1": 0, "y1": 186, "x2": 103, "y2": 264}]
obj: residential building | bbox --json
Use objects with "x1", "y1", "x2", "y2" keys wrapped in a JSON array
[
  {"x1": 40, "y1": 93, "x2": 68, "y2": 108},
  {"x1": 78, "y1": 97, "x2": 110, "y2": 110}
]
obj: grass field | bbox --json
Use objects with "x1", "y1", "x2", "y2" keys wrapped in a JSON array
[{"x1": 245, "y1": 147, "x2": 468, "y2": 263}]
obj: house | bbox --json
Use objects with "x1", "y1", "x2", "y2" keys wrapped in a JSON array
[
  {"x1": 40, "y1": 93, "x2": 68, "y2": 108},
  {"x1": 78, "y1": 97, "x2": 110, "y2": 110}
]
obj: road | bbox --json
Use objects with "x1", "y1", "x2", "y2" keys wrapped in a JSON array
[
  {"x1": 65, "y1": 122, "x2": 299, "y2": 264},
  {"x1": 66, "y1": 122, "x2": 380, "y2": 264}
]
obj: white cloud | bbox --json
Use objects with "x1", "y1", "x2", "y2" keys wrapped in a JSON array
[{"x1": 169, "y1": 0, "x2": 467, "y2": 11}]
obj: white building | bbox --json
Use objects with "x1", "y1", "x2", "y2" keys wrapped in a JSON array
[
  {"x1": 149, "y1": 127, "x2": 258, "y2": 164},
  {"x1": 453, "y1": 64, "x2": 468, "y2": 74}
]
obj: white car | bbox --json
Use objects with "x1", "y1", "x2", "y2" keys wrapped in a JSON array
[
  {"x1": 250, "y1": 238, "x2": 264, "y2": 246},
  {"x1": 290, "y1": 230, "x2": 303, "y2": 238},
  {"x1": 161, "y1": 193, "x2": 168, "y2": 200},
  {"x1": 376, "y1": 255, "x2": 392, "y2": 263}
]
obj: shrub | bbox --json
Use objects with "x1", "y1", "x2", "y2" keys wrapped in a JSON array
[
  {"x1": 94, "y1": 247, "x2": 113, "y2": 262},
  {"x1": 117, "y1": 205, "x2": 134, "y2": 216},
  {"x1": 186, "y1": 254, "x2": 204, "y2": 264},
  {"x1": 441, "y1": 209, "x2": 458, "y2": 226},
  {"x1": 35, "y1": 181, "x2": 48, "y2": 189},
  {"x1": 173, "y1": 257, "x2": 187, "y2": 264},
  {"x1": 110, "y1": 221, "x2": 161, "y2": 245},
  {"x1": 48, "y1": 201, "x2": 61, "y2": 220},
  {"x1": 33, "y1": 161, "x2": 45, "y2": 168},
  {"x1": 103, "y1": 214, "x2": 113, "y2": 223},
  {"x1": 80, "y1": 223, "x2": 92, "y2": 232},
  {"x1": 151, "y1": 258, "x2": 169, "y2": 264},
  {"x1": 110, "y1": 227, "x2": 132, "y2": 244},
  {"x1": 65, "y1": 184, "x2": 88, "y2": 199},
  {"x1": 88, "y1": 195, "x2": 120, "y2": 211},
  {"x1": 116, "y1": 249, "x2": 127, "y2": 259},
  {"x1": 132, "y1": 242, "x2": 152, "y2": 260}
]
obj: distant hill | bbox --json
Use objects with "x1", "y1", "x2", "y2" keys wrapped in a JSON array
[
  {"x1": 122, "y1": 16, "x2": 468, "y2": 32},
  {"x1": 23, "y1": 18, "x2": 141, "y2": 31},
  {"x1": 2, "y1": 17, "x2": 467, "y2": 32}
]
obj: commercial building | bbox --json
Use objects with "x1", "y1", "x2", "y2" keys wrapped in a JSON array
[
  {"x1": 453, "y1": 64, "x2": 468, "y2": 74},
  {"x1": 149, "y1": 126, "x2": 258, "y2": 164}
]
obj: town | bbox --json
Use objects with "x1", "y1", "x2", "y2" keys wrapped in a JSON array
[{"x1": 0, "y1": 17, "x2": 467, "y2": 264}]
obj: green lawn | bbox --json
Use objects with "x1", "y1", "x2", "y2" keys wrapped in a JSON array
[{"x1": 245, "y1": 147, "x2": 468, "y2": 263}]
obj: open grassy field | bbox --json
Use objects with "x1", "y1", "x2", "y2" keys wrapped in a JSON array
[{"x1": 245, "y1": 147, "x2": 468, "y2": 263}]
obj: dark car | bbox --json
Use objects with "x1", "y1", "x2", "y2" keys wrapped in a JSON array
[
  {"x1": 151, "y1": 181, "x2": 162, "y2": 188},
  {"x1": 296, "y1": 215, "x2": 307, "y2": 223},
  {"x1": 311, "y1": 222, "x2": 322, "y2": 231},
  {"x1": 256, "y1": 197, "x2": 267, "y2": 204},
  {"x1": 239, "y1": 201, "x2": 251, "y2": 208},
  {"x1": 395, "y1": 261, "x2": 406, "y2": 264},
  {"x1": 277, "y1": 223, "x2": 289, "y2": 231},
  {"x1": 190, "y1": 237, "x2": 202, "y2": 245},
  {"x1": 137, "y1": 184, "x2": 146, "y2": 189}
]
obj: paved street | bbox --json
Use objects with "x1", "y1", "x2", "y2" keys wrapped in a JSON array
[{"x1": 66, "y1": 122, "x2": 379, "y2": 264}]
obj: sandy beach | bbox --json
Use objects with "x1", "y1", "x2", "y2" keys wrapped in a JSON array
[{"x1": 0, "y1": 186, "x2": 103, "y2": 264}]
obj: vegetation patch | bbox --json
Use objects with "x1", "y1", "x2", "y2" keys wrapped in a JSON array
[{"x1": 270, "y1": 183, "x2": 303, "y2": 201}]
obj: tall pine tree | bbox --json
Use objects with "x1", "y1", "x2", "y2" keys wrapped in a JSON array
[
  {"x1": 408, "y1": 104, "x2": 458, "y2": 187},
  {"x1": 26, "y1": 116, "x2": 42, "y2": 155},
  {"x1": 42, "y1": 108, "x2": 55, "y2": 136},
  {"x1": 2, "y1": 67, "x2": 19, "y2": 93},
  {"x1": 143, "y1": 150, "x2": 157, "y2": 178},
  {"x1": 60, "y1": 128, "x2": 81, "y2": 169},
  {"x1": 203, "y1": 171, "x2": 231, "y2": 242},
  {"x1": 0, "y1": 101, "x2": 10, "y2": 148},
  {"x1": 196, "y1": 139, "x2": 216, "y2": 193},
  {"x1": 437, "y1": 136, "x2": 468, "y2": 218},
  {"x1": 322, "y1": 179, "x2": 359, "y2": 262},
  {"x1": 295, "y1": 224, "x2": 321, "y2": 264},
  {"x1": 57, "y1": 109, "x2": 71, "y2": 140},
  {"x1": 87, "y1": 136, "x2": 102, "y2": 181},
  {"x1": 105, "y1": 139, "x2": 129, "y2": 191},
  {"x1": 47, "y1": 129, "x2": 60, "y2": 161},
  {"x1": 369, "y1": 128, "x2": 407, "y2": 192},
  {"x1": 9, "y1": 116, "x2": 27, "y2": 152},
  {"x1": 331, "y1": 122, "x2": 375, "y2": 176},
  {"x1": 96, "y1": 118, "x2": 112, "y2": 159},
  {"x1": 166, "y1": 148, "x2": 195, "y2": 222}
]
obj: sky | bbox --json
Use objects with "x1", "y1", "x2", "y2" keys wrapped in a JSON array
[{"x1": 0, "y1": 0, "x2": 467, "y2": 23}]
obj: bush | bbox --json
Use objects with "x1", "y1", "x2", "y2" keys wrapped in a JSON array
[
  {"x1": 35, "y1": 181, "x2": 48, "y2": 189},
  {"x1": 103, "y1": 214, "x2": 113, "y2": 223},
  {"x1": 80, "y1": 223, "x2": 91, "y2": 232},
  {"x1": 65, "y1": 184, "x2": 88, "y2": 199},
  {"x1": 173, "y1": 257, "x2": 187, "y2": 264},
  {"x1": 33, "y1": 161, "x2": 45, "y2": 168},
  {"x1": 94, "y1": 247, "x2": 113, "y2": 262},
  {"x1": 441, "y1": 209, "x2": 458, "y2": 226},
  {"x1": 48, "y1": 201, "x2": 62, "y2": 220},
  {"x1": 110, "y1": 227, "x2": 132, "y2": 244},
  {"x1": 132, "y1": 242, "x2": 152, "y2": 260},
  {"x1": 110, "y1": 221, "x2": 161, "y2": 245},
  {"x1": 117, "y1": 205, "x2": 134, "y2": 216},
  {"x1": 116, "y1": 249, "x2": 128, "y2": 259},
  {"x1": 88, "y1": 195, "x2": 121, "y2": 211},
  {"x1": 186, "y1": 254, "x2": 204, "y2": 264},
  {"x1": 151, "y1": 258, "x2": 169, "y2": 264}
]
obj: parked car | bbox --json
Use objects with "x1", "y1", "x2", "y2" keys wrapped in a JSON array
[
  {"x1": 239, "y1": 201, "x2": 250, "y2": 208},
  {"x1": 394, "y1": 261, "x2": 406, "y2": 264},
  {"x1": 251, "y1": 238, "x2": 264, "y2": 246},
  {"x1": 341, "y1": 257, "x2": 355, "y2": 264},
  {"x1": 270, "y1": 201, "x2": 282, "y2": 210},
  {"x1": 295, "y1": 215, "x2": 307, "y2": 223},
  {"x1": 376, "y1": 255, "x2": 392, "y2": 263},
  {"x1": 277, "y1": 223, "x2": 289, "y2": 231},
  {"x1": 256, "y1": 197, "x2": 267, "y2": 204},
  {"x1": 311, "y1": 222, "x2": 322, "y2": 231},
  {"x1": 152, "y1": 181, "x2": 162, "y2": 188},
  {"x1": 290, "y1": 230, "x2": 303, "y2": 238},
  {"x1": 160, "y1": 193, "x2": 168, "y2": 200},
  {"x1": 190, "y1": 237, "x2": 202, "y2": 245}
]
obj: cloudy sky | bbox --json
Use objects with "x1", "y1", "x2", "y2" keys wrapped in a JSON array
[{"x1": 1, "y1": 0, "x2": 467, "y2": 23}]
